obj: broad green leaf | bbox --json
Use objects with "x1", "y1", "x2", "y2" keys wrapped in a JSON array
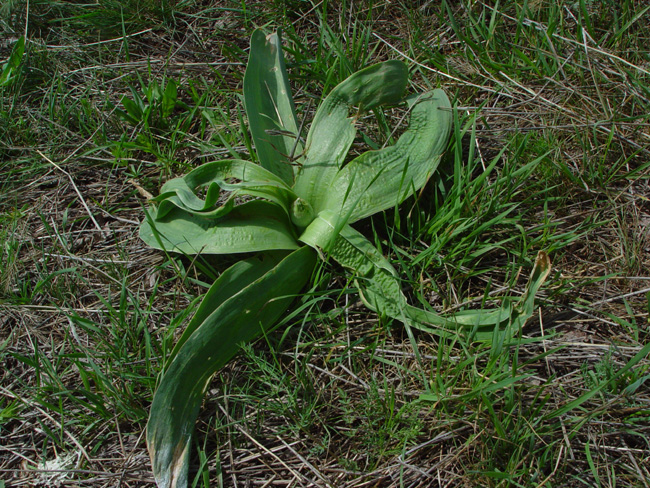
[
  {"x1": 166, "y1": 256, "x2": 281, "y2": 365},
  {"x1": 153, "y1": 159, "x2": 297, "y2": 220},
  {"x1": 175, "y1": 159, "x2": 292, "y2": 192},
  {"x1": 147, "y1": 246, "x2": 317, "y2": 488},
  {"x1": 544, "y1": 340, "x2": 650, "y2": 421},
  {"x1": 297, "y1": 209, "x2": 342, "y2": 254},
  {"x1": 146, "y1": 80, "x2": 162, "y2": 103},
  {"x1": 293, "y1": 61, "x2": 408, "y2": 211},
  {"x1": 140, "y1": 200, "x2": 299, "y2": 254},
  {"x1": 244, "y1": 30, "x2": 300, "y2": 184},
  {"x1": 322, "y1": 89, "x2": 452, "y2": 222}
]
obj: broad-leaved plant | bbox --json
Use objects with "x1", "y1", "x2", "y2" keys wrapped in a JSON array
[{"x1": 140, "y1": 30, "x2": 551, "y2": 488}]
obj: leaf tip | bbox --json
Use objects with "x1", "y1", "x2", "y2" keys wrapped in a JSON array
[
  {"x1": 149, "y1": 433, "x2": 190, "y2": 488},
  {"x1": 535, "y1": 251, "x2": 552, "y2": 275}
]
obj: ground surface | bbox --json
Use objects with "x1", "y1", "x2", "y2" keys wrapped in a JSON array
[{"x1": 1, "y1": 1, "x2": 649, "y2": 487}]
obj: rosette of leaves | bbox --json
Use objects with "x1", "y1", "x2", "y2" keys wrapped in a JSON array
[{"x1": 140, "y1": 30, "x2": 551, "y2": 488}]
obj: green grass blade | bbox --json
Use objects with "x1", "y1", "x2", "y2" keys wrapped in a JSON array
[
  {"x1": 146, "y1": 246, "x2": 317, "y2": 488},
  {"x1": 545, "y1": 340, "x2": 650, "y2": 421},
  {"x1": 139, "y1": 200, "x2": 299, "y2": 255},
  {"x1": 293, "y1": 61, "x2": 408, "y2": 211},
  {"x1": 323, "y1": 89, "x2": 452, "y2": 223},
  {"x1": 408, "y1": 251, "x2": 551, "y2": 340},
  {"x1": 243, "y1": 30, "x2": 300, "y2": 184}
]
